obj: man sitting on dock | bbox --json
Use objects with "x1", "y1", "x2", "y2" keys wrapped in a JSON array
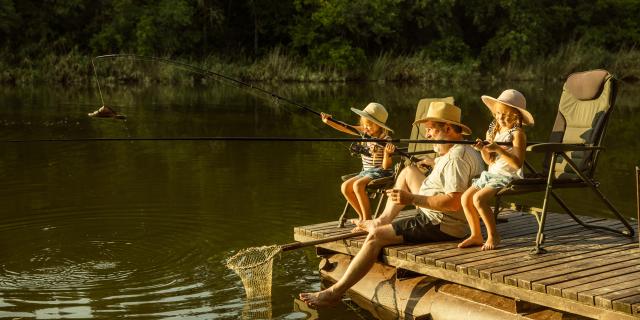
[{"x1": 300, "y1": 101, "x2": 484, "y2": 308}]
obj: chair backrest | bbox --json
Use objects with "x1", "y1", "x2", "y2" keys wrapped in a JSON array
[{"x1": 546, "y1": 69, "x2": 617, "y2": 178}]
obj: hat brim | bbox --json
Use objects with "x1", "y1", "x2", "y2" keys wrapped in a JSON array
[
  {"x1": 351, "y1": 108, "x2": 394, "y2": 132},
  {"x1": 481, "y1": 96, "x2": 534, "y2": 126},
  {"x1": 413, "y1": 118, "x2": 472, "y2": 135}
]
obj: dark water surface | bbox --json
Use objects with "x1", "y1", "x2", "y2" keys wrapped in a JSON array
[{"x1": 0, "y1": 81, "x2": 638, "y2": 319}]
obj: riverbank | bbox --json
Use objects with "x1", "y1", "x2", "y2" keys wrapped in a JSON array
[{"x1": 1, "y1": 42, "x2": 639, "y2": 86}]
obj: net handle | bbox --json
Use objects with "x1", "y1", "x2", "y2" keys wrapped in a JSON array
[{"x1": 281, "y1": 231, "x2": 368, "y2": 252}]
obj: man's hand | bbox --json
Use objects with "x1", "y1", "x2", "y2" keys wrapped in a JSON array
[{"x1": 386, "y1": 188, "x2": 414, "y2": 205}]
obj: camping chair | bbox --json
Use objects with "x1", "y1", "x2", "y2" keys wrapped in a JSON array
[
  {"x1": 336, "y1": 97, "x2": 455, "y2": 228},
  {"x1": 493, "y1": 69, "x2": 635, "y2": 254}
]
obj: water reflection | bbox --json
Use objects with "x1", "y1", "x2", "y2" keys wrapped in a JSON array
[{"x1": 0, "y1": 82, "x2": 637, "y2": 319}]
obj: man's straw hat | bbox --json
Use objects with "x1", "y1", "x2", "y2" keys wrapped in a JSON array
[
  {"x1": 351, "y1": 102, "x2": 393, "y2": 132},
  {"x1": 413, "y1": 101, "x2": 471, "y2": 135},
  {"x1": 481, "y1": 89, "x2": 534, "y2": 126}
]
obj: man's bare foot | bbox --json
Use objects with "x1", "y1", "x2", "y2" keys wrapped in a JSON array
[
  {"x1": 356, "y1": 219, "x2": 377, "y2": 233},
  {"x1": 481, "y1": 235, "x2": 501, "y2": 250},
  {"x1": 299, "y1": 288, "x2": 342, "y2": 308},
  {"x1": 457, "y1": 236, "x2": 484, "y2": 248}
]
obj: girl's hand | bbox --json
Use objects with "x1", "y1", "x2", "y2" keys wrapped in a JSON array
[
  {"x1": 384, "y1": 143, "x2": 395, "y2": 156},
  {"x1": 320, "y1": 112, "x2": 332, "y2": 124},
  {"x1": 473, "y1": 138, "x2": 485, "y2": 151},
  {"x1": 485, "y1": 141, "x2": 500, "y2": 152}
]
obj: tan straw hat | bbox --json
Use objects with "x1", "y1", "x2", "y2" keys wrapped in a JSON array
[
  {"x1": 481, "y1": 89, "x2": 534, "y2": 126},
  {"x1": 413, "y1": 101, "x2": 472, "y2": 135},
  {"x1": 351, "y1": 102, "x2": 393, "y2": 132}
]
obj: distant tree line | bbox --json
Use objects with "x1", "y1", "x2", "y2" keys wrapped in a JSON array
[{"x1": 1, "y1": 0, "x2": 639, "y2": 71}]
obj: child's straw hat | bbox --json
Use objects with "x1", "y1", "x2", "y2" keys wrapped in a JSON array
[
  {"x1": 413, "y1": 101, "x2": 472, "y2": 135},
  {"x1": 351, "y1": 102, "x2": 393, "y2": 132},
  {"x1": 481, "y1": 89, "x2": 534, "y2": 126}
]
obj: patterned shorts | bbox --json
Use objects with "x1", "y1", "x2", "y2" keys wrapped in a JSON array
[
  {"x1": 356, "y1": 167, "x2": 394, "y2": 180},
  {"x1": 472, "y1": 171, "x2": 514, "y2": 189}
]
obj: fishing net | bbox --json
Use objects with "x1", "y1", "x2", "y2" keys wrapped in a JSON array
[{"x1": 226, "y1": 245, "x2": 282, "y2": 299}]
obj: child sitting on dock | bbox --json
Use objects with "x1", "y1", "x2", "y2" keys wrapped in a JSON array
[
  {"x1": 458, "y1": 89, "x2": 534, "y2": 250},
  {"x1": 321, "y1": 102, "x2": 395, "y2": 231}
]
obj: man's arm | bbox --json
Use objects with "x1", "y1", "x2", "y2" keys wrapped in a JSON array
[{"x1": 411, "y1": 192, "x2": 462, "y2": 212}]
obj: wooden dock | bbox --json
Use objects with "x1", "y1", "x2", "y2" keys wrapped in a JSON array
[{"x1": 294, "y1": 210, "x2": 640, "y2": 320}]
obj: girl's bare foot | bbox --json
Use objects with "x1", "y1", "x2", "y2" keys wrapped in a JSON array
[
  {"x1": 457, "y1": 236, "x2": 484, "y2": 248},
  {"x1": 350, "y1": 225, "x2": 366, "y2": 233},
  {"x1": 299, "y1": 288, "x2": 342, "y2": 308},
  {"x1": 481, "y1": 235, "x2": 501, "y2": 250}
]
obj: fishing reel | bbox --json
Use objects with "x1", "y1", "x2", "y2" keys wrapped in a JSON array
[{"x1": 348, "y1": 142, "x2": 371, "y2": 157}]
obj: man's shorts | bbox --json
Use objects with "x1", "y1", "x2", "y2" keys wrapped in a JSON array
[
  {"x1": 471, "y1": 171, "x2": 514, "y2": 189},
  {"x1": 356, "y1": 167, "x2": 394, "y2": 180},
  {"x1": 391, "y1": 212, "x2": 460, "y2": 243}
]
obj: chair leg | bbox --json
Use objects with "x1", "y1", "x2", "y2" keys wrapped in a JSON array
[
  {"x1": 493, "y1": 195, "x2": 509, "y2": 224},
  {"x1": 337, "y1": 201, "x2": 351, "y2": 228},
  {"x1": 531, "y1": 153, "x2": 558, "y2": 255},
  {"x1": 558, "y1": 152, "x2": 635, "y2": 237}
]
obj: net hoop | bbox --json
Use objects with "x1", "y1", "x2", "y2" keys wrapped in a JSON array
[{"x1": 225, "y1": 245, "x2": 282, "y2": 271}]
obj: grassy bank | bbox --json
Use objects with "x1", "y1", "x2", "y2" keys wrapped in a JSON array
[{"x1": 1, "y1": 42, "x2": 638, "y2": 86}]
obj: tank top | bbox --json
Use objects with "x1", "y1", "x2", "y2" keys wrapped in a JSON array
[
  {"x1": 487, "y1": 128, "x2": 523, "y2": 178},
  {"x1": 361, "y1": 133, "x2": 390, "y2": 170}
]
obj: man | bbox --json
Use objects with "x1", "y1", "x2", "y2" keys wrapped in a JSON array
[{"x1": 299, "y1": 101, "x2": 484, "y2": 308}]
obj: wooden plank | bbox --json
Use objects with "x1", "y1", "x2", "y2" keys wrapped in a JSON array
[
  {"x1": 433, "y1": 220, "x2": 614, "y2": 272},
  {"x1": 445, "y1": 221, "x2": 614, "y2": 272},
  {"x1": 484, "y1": 240, "x2": 629, "y2": 283},
  {"x1": 597, "y1": 285, "x2": 640, "y2": 311},
  {"x1": 511, "y1": 245, "x2": 640, "y2": 290},
  {"x1": 533, "y1": 248, "x2": 640, "y2": 295},
  {"x1": 565, "y1": 271, "x2": 640, "y2": 302},
  {"x1": 612, "y1": 295, "x2": 640, "y2": 314},
  {"x1": 575, "y1": 276, "x2": 640, "y2": 307}
]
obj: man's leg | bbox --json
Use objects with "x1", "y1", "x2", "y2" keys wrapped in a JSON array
[
  {"x1": 375, "y1": 165, "x2": 426, "y2": 225},
  {"x1": 299, "y1": 224, "x2": 403, "y2": 308}
]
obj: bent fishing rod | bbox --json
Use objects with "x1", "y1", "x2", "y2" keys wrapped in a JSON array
[
  {"x1": 93, "y1": 54, "x2": 418, "y2": 161},
  {"x1": 94, "y1": 54, "x2": 358, "y2": 133}
]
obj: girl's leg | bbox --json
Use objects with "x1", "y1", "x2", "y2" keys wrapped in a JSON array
[
  {"x1": 341, "y1": 176, "x2": 363, "y2": 220},
  {"x1": 472, "y1": 187, "x2": 501, "y2": 250},
  {"x1": 458, "y1": 187, "x2": 484, "y2": 248},
  {"x1": 353, "y1": 176, "x2": 373, "y2": 220}
]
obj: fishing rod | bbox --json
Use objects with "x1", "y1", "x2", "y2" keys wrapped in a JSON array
[
  {"x1": 93, "y1": 54, "x2": 418, "y2": 161},
  {"x1": 3, "y1": 136, "x2": 547, "y2": 146},
  {"x1": 94, "y1": 54, "x2": 358, "y2": 133}
]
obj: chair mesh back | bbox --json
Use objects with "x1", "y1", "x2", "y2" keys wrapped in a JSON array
[
  {"x1": 407, "y1": 97, "x2": 455, "y2": 167},
  {"x1": 547, "y1": 70, "x2": 616, "y2": 179}
]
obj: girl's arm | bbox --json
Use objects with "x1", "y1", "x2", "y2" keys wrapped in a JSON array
[
  {"x1": 475, "y1": 135, "x2": 493, "y2": 165},
  {"x1": 321, "y1": 113, "x2": 361, "y2": 136},
  {"x1": 382, "y1": 143, "x2": 394, "y2": 170},
  {"x1": 487, "y1": 128, "x2": 527, "y2": 169}
]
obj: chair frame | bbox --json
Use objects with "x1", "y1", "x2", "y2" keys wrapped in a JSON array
[{"x1": 493, "y1": 71, "x2": 634, "y2": 254}]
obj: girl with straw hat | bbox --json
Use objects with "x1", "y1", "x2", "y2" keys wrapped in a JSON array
[
  {"x1": 458, "y1": 89, "x2": 534, "y2": 251},
  {"x1": 320, "y1": 102, "x2": 395, "y2": 231}
]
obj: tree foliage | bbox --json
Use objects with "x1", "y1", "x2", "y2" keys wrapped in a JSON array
[{"x1": 1, "y1": 0, "x2": 639, "y2": 70}]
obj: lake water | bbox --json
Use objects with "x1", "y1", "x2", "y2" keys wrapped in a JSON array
[{"x1": 0, "y1": 80, "x2": 638, "y2": 319}]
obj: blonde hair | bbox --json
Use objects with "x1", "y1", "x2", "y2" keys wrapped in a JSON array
[{"x1": 487, "y1": 108, "x2": 523, "y2": 142}]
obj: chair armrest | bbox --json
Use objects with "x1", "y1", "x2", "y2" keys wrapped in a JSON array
[{"x1": 526, "y1": 143, "x2": 604, "y2": 153}]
